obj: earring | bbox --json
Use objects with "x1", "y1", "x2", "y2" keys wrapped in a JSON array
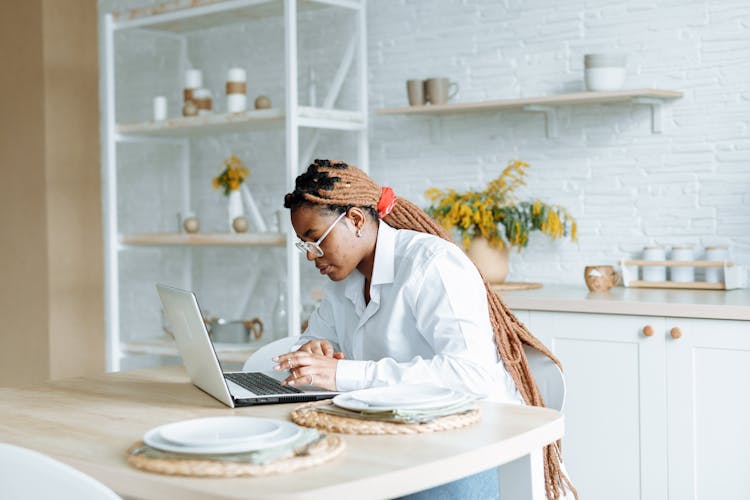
[{"x1": 356, "y1": 229, "x2": 363, "y2": 238}]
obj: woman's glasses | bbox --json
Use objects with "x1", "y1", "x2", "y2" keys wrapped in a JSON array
[{"x1": 294, "y1": 212, "x2": 346, "y2": 258}]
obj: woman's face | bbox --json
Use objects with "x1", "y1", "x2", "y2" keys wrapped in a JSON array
[{"x1": 290, "y1": 205, "x2": 362, "y2": 281}]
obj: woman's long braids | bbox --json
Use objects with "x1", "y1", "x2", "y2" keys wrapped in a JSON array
[{"x1": 285, "y1": 159, "x2": 577, "y2": 500}]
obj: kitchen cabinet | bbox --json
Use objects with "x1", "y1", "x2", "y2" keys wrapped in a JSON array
[
  {"x1": 665, "y1": 317, "x2": 750, "y2": 500},
  {"x1": 517, "y1": 309, "x2": 750, "y2": 500},
  {"x1": 99, "y1": 0, "x2": 369, "y2": 371}
]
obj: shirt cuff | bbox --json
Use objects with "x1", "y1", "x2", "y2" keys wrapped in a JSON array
[{"x1": 335, "y1": 360, "x2": 371, "y2": 392}]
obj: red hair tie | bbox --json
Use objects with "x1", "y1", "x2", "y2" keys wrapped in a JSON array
[{"x1": 376, "y1": 186, "x2": 397, "y2": 219}]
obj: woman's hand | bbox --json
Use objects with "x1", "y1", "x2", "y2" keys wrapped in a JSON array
[
  {"x1": 296, "y1": 339, "x2": 346, "y2": 360},
  {"x1": 272, "y1": 351, "x2": 341, "y2": 391}
]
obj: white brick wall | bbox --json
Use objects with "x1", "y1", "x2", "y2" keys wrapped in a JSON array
[
  {"x1": 368, "y1": 0, "x2": 750, "y2": 284},
  {"x1": 100, "y1": 0, "x2": 750, "y2": 348}
]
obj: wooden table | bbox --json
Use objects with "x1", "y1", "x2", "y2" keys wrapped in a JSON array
[{"x1": 0, "y1": 367, "x2": 563, "y2": 500}]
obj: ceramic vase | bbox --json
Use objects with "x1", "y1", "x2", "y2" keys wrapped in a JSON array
[
  {"x1": 227, "y1": 190, "x2": 244, "y2": 232},
  {"x1": 465, "y1": 237, "x2": 510, "y2": 284}
]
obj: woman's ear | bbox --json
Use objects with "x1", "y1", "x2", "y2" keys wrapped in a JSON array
[{"x1": 345, "y1": 207, "x2": 367, "y2": 232}]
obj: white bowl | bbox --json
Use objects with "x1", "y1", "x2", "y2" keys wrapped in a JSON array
[
  {"x1": 584, "y1": 53, "x2": 627, "y2": 68},
  {"x1": 585, "y1": 67, "x2": 626, "y2": 91}
]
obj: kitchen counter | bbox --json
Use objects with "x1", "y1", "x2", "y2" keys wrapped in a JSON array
[{"x1": 498, "y1": 284, "x2": 750, "y2": 321}]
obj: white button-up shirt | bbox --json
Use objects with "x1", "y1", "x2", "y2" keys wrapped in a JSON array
[{"x1": 300, "y1": 221, "x2": 521, "y2": 403}]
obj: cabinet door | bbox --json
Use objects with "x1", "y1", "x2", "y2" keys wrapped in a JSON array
[
  {"x1": 666, "y1": 318, "x2": 750, "y2": 500},
  {"x1": 528, "y1": 311, "x2": 668, "y2": 500},
  {"x1": 512, "y1": 308, "x2": 531, "y2": 327}
]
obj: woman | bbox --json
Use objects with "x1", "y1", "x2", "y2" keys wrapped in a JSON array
[{"x1": 273, "y1": 159, "x2": 575, "y2": 500}]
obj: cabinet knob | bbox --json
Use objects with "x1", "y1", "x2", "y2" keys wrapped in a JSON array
[
  {"x1": 670, "y1": 327, "x2": 682, "y2": 339},
  {"x1": 642, "y1": 325, "x2": 654, "y2": 337}
]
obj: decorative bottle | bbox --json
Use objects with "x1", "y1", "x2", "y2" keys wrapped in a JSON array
[{"x1": 272, "y1": 287, "x2": 288, "y2": 340}]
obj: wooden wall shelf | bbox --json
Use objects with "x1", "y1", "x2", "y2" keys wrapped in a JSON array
[
  {"x1": 116, "y1": 107, "x2": 365, "y2": 139},
  {"x1": 112, "y1": 0, "x2": 332, "y2": 33},
  {"x1": 376, "y1": 88, "x2": 683, "y2": 137},
  {"x1": 120, "y1": 232, "x2": 286, "y2": 247}
]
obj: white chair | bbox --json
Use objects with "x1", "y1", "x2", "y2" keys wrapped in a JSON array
[
  {"x1": 498, "y1": 345, "x2": 571, "y2": 500},
  {"x1": 0, "y1": 443, "x2": 121, "y2": 500},
  {"x1": 242, "y1": 336, "x2": 301, "y2": 377},
  {"x1": 523, "y1": 344, "x2": 566, "y2": 412}
]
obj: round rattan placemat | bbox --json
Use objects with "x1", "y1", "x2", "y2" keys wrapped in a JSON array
[
  {"x1": 126, "y1": 434, "x2": 345, "y2": 478},
  {"x1": 290, "y1": 401, "x2": 481, "y2": 435}
]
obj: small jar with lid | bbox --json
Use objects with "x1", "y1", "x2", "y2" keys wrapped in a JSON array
[
  {"x1": 642, "y1": 245, "x2": 666, "y2": 282},
  {"x1": 704, "y1": 245, "x2": 729, "y2": 283},
  {"x1": 669, "y1": 245, "x2": 694, "y2": 282}
]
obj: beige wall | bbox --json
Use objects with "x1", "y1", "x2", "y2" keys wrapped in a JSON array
[
  {"x1": 0, "y1": 0, "x2": 50, "y2": 386},
  {"x1": 0, "y1": 0, "x2": 103, "y2": 386}
]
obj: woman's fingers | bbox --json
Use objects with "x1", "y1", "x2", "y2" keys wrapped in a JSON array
[
  {"x1": 297, "y1": 339, "x2": 335, "y2": 357},
  {"x1": 273, "y1": 352, "x2": 337, "y2": 390}
]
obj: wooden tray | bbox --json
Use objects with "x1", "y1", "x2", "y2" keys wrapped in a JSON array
[
  {"x1": 620, "y1": 259, "x2": 736, "y2": 290},
  {"x1": 492, "y1": 282, "x2": 543, "y2": 292},
  {"x1": 625, "y1": 280, "x2": 725, "y2": 290}
]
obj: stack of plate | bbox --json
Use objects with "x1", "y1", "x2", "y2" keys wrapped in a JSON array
[
  {"x1": 329, "y1": 384, "x2": 478, "y2": 422},
  {"x1": 143, "y1": 416, "x2": 303, "y2": 455}
]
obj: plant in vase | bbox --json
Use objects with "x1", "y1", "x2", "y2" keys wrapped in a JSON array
[
  {"x1": 212, "y1": 154, "x2": 250, "y2": 232},
  {"x1": 425, "y1": 160, "x2": 577, "y2": 284}
]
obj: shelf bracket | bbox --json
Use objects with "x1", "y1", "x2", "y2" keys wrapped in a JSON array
[
  {"x1": 632, "y1": 97, "x2": 664, "y2": 134},
  {"x1": 523, "y1": 105, "x2": 558, "y2": 138}
]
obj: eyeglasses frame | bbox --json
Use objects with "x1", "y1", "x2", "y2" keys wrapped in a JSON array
[{"x1": 294, "y1": 211, "x2": 347, "y2": 257}]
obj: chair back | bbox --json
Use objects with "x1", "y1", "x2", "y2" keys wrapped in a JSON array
[
  {"x1": 0, "y1": 443, "x2": 120, "y2": 500},
  {"x1": 498, "y1": 346, "x2": 569, "y2": 499},
  {"x1": 523, "y1": 344, "x2": 566, "y2": 412},
  {"x1": 242, "y1": 336, "x2": 300, "y2": 373}
]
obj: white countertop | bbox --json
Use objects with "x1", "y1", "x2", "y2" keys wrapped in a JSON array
[{"x1": 499, "y1": 285, "x2": 750, "y2": 321}]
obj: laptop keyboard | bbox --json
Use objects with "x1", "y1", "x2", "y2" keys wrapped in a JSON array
[{"x1": 225, "y1": 372, "x2": 302, "y2": 395}]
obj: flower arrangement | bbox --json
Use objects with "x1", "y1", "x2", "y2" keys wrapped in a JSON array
[
  {"x1": 212, "y1": 155, "x2": 249, "y2": 195},
  {"x1": 425, "y1": 160, "x2": 577, "y2": 250}
]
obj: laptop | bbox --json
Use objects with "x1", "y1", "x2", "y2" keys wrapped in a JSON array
[{"x1": 156, "y1": 283, "x2": 338, "y2": 407}]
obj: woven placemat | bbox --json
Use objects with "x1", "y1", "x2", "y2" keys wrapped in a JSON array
[
  {"x1": 126, "y1": 434, "x2": 345, "y2": 478},
  {"x1": 290, "y1": 401, "x2": 481, "y2": 435},
  {"x1": 492, "y1": 281, "x2": 543, "y2": 291}
]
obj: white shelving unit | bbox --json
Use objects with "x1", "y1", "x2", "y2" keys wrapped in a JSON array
[{"x1": 99, "y1": 0, "x2": 368, "y2": 370}]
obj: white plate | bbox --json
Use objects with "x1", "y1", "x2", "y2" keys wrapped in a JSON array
[
  {"x1": 144, "y1": 420, "x2": 301, "y2": 455},
  {"x1": 159, "y1": 417, "x2": 281, "y2": 447},
  {"x1": 333, "y1": 390, "x2": 467, "y2": 412},
  {"x1": 349, "y1": 384, "x2": 455, "y2": 407}
]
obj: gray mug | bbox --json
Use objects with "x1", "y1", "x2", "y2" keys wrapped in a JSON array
[
  {"x1": 406, "y1": 79, "x2": 426, "y2": 106},
  {"x1": 424, "y1": 77, "x2": 458, "y2": 105}
]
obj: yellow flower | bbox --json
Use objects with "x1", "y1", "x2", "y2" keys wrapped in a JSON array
[
  {"x1": 212, "y1": 155, "x2": 250, "y2": 195},
  {"x1": 424, "y1": 160, "x2": 577, "y2": 251}
]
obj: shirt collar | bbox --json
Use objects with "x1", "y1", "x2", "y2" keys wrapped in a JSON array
[{"x1": 370, "y1": 221, "x2": 396, "y2": 286}]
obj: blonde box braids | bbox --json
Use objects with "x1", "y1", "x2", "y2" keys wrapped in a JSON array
[{"x1": 284, "y1": 159, "x2": 577, "y2": 500}]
